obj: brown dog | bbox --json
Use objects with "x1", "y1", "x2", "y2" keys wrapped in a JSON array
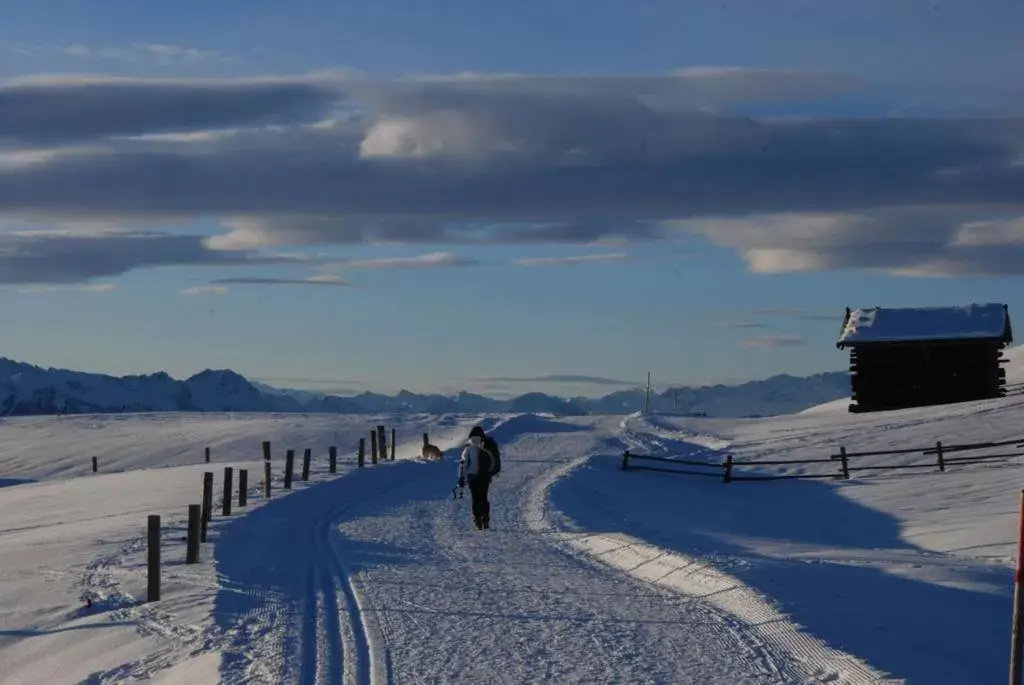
[{"x1": 422, "y1": 443, "x2": 443, "y2": 461}]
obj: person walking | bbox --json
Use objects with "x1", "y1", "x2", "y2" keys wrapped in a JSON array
[{"x1": 458, "y1": 426, "x2": 499, "y2": 530}]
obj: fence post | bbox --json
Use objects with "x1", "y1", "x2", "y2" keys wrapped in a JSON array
[
  {"x1": 238, "y1": 469, "x2": 247, "y2": 507},
  {"x1": 200, "y1": 472, "x2": 213, "y2": 543},
  {"x1": 1012, "y1": 489, "x2": 1024, "y2": 685},
  {"x1": 840, "y1": 446, "x2": 850, "y2": 479},
  {"x1": 263, "y1": 460, "x2": 272, "y2": 498},
  {"x1": 391, "y1": 428, "x2": 396, "y2": 460},
  {"x1": 262, "y1": 440, "x2": 271, "y2": 462},
  {"x1": 92, "y1": 456, "x2": 98, "y2": 473},
  {"x1": 284, "y1": 450, "x2": 295, "y2": 489},
  {"x1": 302, "y1": 448, "x2": 311, "y2": 481},
  {"x1": 222, "y1": 467, "x2": 233, "y2": 516},
  {"x1": 621, "y1": 450, "x2": 630, "y2": 470},
  {"x1": 358, "y1": 438, "x2": 365, "y2": 467},
  {"x1": 377, "y1": 425, "x2": 386, "y2": 462},
  {"x1": 186, "y1": 504, "x2": 201, "y2": 564},
  {"x1": 329, "y1": 446, "x2": 337, "y2": 473},
  {"x1": 147, "y1": 514, "x2": 160, "y2": 602},
  {"x1": 205, "y1": 446, "x2": 210, "y2": 463},
  {"x1": 936, "y1": 441, "x2": 946, "y2": 472},
  {"x1": 723, "y1": 455, "x2": 733, "y2": 484},
  {"x1": 371, "y1": 431, "x2": 378, "y2": 465}
]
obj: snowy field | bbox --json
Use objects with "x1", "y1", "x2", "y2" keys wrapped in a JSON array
[{"x1": 2, "y1": 355, "x2": 1024, "y2": 683}]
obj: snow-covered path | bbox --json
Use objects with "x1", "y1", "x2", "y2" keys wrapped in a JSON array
[{"x1": 207, "y1": 421, "x2": 792, "y2": 684}]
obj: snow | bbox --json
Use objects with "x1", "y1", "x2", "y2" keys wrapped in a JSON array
[
  {"x1": 837, "y1": 302, "x2": 1010, "y2": 345},
  {"x1": 4, "y1": 354, "x2": 1024, "y2": 682}
]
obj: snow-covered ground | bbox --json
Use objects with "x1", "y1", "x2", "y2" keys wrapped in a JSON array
[{"x1": 2, "y1": 352, "x2": 1023, "y2": 683}]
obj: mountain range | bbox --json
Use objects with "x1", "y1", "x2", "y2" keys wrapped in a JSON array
[{"x1": 0, "y1": 357, "x2": 851, "y2": 418}]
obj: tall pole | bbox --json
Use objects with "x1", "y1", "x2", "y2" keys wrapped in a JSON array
[
  {"x1": 1011, "y1": 489, "x2": 1024, "y2": 685},
  {"x1": 644, "y1": 371, "x2": 651, "y2": 414}
]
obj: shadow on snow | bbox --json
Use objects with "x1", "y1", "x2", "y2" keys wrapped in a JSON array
[{"x1": 549, "y1": 452, "x2": 1011, "y2": 685}]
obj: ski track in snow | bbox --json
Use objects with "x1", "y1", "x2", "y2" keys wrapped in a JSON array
[{"x1": 211, "y1": 464, "x2": 414, "y2": 685}]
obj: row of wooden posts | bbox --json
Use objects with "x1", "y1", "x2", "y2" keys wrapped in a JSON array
[
  {"x1": 621, "y1": 437, "x2": 1024, "y2": 484},
  {"x1": 143, "y1": 424, "x2": 426, "y2": 603}
]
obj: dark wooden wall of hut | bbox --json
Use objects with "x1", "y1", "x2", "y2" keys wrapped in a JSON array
[{"x1": 848, "y1": 340, "x2": 1008, "y2": 413}]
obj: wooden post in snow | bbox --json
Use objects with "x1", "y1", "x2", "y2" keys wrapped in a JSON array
[
  {"x1": 329, "y1": 446, "x2": 337, "y2": 473},
  {"x1": 302, "y1": 448, "x2": 311, "y2": 481},
  {"x1": 222, "y1": 467, "x2": 233, "y2": 516},
  {"x1": 1011, "y1": 489, "x2": 1024, "y2": 685},
  {"x1": 391, "y1": 428, "x2": 396, "y2": 460},
  {"x1": 238, "y1": 469, "x2": 247, "y2": 507},
  {"x1": 186, "y1": 504, "x2": 201, "y2": 564},
  {"x1": 371, "y1": 431, "x2": 378, "y2": 465},
  {"x1": 839, "y1": 446, "x2": 850, "y2": 480},
  {"x1": 147, "y1": 515, "x2": 161, "y2": 602},
  {"x1": 284, "y1": 450, "x2": 295, "y2": 489},
  {"x1": 205, "y1": 446, "x2": 210, "y2": 463},
  {"x1": 358, "y1": 438, "x2": 365, "y2": 468},
  {"x1": 262, "y1": 440, "x2": 271, "y2": 462},
  {"x1": 92, "y1": 456, "x2": 98, "y2": 473},
  {"x1": 200, "y1": 472, "x2": 213, "y2": 543},
  {"x1": 263, "y1": 460, "x2": 272, "y2": 498},
  {"x1": 936, "y1": 441, "x2": 946, "y2": 473}
]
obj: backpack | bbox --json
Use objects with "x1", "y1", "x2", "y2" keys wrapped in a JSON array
[{"x1": 483, "y1": 436, "x2": 501, "y2": 474}]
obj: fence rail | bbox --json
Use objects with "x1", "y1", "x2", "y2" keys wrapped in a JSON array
[{"x1": 621, "y1": 434, "x2": 1024, "y2": 485}]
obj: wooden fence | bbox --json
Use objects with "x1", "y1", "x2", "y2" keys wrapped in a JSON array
[
  {"x1": 135, "y1": 422, "x2": 417, "y2": 605},
  {"x1": 620, "y1": 436, "x2": 1024, "y2": 484}
]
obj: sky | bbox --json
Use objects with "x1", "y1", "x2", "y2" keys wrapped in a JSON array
[{"x1": 1, "y1": 0, "x2": 1024, "y2": 398}]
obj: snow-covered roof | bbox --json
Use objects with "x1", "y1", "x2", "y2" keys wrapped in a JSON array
[{"x1": 836, "y1": 303, "x2": 1011, "y2": 347}]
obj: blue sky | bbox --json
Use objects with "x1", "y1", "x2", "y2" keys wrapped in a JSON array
[{"x1": 1, "y1": 0, "x2": 1023, "y2": 398}]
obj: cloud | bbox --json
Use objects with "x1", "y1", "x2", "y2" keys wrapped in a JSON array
[
  {"x1": 474, "y1": 374, "x2": 637, "y2": 386},
  {"x1": 2, "y1": 41, "x2": 237, "y2": 66},
  {"x1": 675, "y1": 207, "x2": 1024, "y2": 276},
  {"x1": 0, "y1": 70, "x2": 1023, "y2": 275},
  {"x1": 210, "y1": 275, "x2": 348, "y2": 287},
  {"x1": 181, "y1": 285, "x2": 228, "y2": 295},
  {"x1": 745, "y1": 333, "x2": 805, "y2": 348},
  {"x1": 514, "y1": 253, "x2": 630, "y2": 267},
  {"x1": 0, "y1": 74, "x2": 341, "y2": 145},
  {"x1": 329, "y1": 251, "x2": 479, "y2": 270},
  {"x1": 14, "y1": 282, "x2": 116, "y2": 294},
  {"x1": 750, "y1": 307, "x2": 805, "y2": 316},
  {"x1": 797, "y1": 314, "x2": 842, "y2": 322},
  {"x1": 714, "y1": 320, "x2": 767, "y2": 329},
  {"x1": 0, "y1": 224, "x2": 304, "y2": 284}
]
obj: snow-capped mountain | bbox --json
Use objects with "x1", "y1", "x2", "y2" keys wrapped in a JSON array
[{"x1": 0, "y1": 357, "x2": 850, "y2": 418}]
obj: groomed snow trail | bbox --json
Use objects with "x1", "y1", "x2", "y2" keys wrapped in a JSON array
[
  {"x1": 207, "y1": 416, "x2": 881, "y2": 683},
  {"x1": 212, "y1": 464, "x2": 407, "y2": 684}
]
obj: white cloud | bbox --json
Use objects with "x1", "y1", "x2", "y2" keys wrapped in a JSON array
[
  {"x1": 745, "y1": 333, "x2": 805, "y2": 348},
  {"x1": 714, "y1": 321, "x2": 767, "y2": 329},
  {"x1": 210, "y1": 275, "x2": 348, "y2": 287},
  {"x1": 14, "y1": 282, "x2": 116, "y2": 294},
  {"x1": 181, "y1": 285, "x2": 228, "y2": 295},
  {"x1": 328, "y1": 252, "x2": 479, "y2": 270},
  {"x1": 514, "y1": 253, "x2": 630, "y2": 267},
  {"x1": 44, "y1": 42, "x2": 237, "y2": 66},
  {"x1": 0, "y1": 223, "x2": 310, "y2": 285}
]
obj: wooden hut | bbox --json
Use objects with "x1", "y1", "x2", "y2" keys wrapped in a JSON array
[{"x1": 836, "y1": 303, "x2": 1013, "y2": 413}]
